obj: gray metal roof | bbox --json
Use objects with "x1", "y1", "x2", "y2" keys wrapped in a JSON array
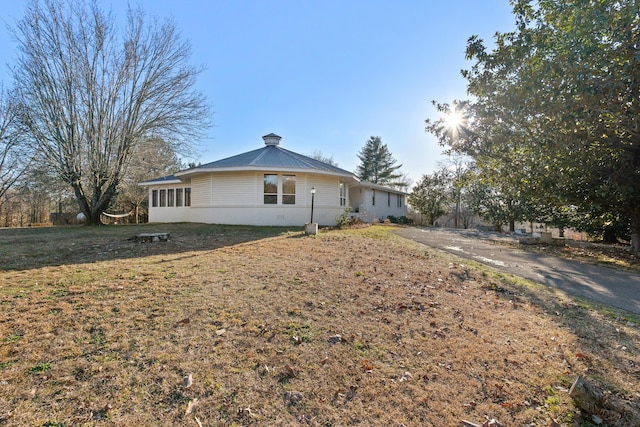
[
  {"x1": 189, "y1": 145, "x2": 354, "y2": 174},
  {"x1": 141, "y1": 134, "x2": 360, "y2": 185},
  {"x1": 176, "y1": 134, "x2": 356, "y2": 178},
  {"x1": 138, "y1": 174, "x2": 181, "y2": 186}
]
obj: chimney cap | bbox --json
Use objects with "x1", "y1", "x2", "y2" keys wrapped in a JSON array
[{"x1": 262, "y1": 133, "x2": 282, "y2": 146}]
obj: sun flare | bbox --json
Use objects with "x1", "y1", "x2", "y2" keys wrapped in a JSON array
[{"x1": 445, "y1": 110, "x2": 463, "y2": 129}]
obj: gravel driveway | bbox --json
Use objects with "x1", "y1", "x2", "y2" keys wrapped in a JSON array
[{"x1": 395, "y1": 227, "x2": 640, "y2": 315}]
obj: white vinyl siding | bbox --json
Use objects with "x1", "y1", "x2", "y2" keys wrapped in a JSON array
[
  {"x1": 212, "y1": 172, "x2": 257, "y2": 206},
  {"x1": 191, "y1": 175, "x2": 213, "y2": 207}
]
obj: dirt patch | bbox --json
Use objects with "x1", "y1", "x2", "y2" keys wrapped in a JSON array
[{"x1": 0, "y1": 224, "x2": 639, "y2": 426}]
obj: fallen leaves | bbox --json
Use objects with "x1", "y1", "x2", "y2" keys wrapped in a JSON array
[
  {"x1": 3, "y1": 226, "x2": 639, "y2": 426},
  {"x1": 360, "y1": 359, "x2": 374, "y2": 372},
  {"x1": 183, "y1": 373, "x2": 193, "y2": 388},
  {"x1": 185, "y1": 398, "x2": 198, "y2": 415},
  {"x1": 283, "y1": 391, "x2": 304, "y2": 406}
]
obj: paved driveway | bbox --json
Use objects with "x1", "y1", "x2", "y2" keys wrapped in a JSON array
[{"x1": 394, "y1": 227, "x2": 640, "y2": 315}]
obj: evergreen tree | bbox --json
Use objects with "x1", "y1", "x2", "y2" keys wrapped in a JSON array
[{"x1": 356, "y1": 136, "x2": 403, "y2": 185}]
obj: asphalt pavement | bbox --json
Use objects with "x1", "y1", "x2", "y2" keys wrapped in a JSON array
[{"x1": 394, "y1": 227, "x2": 640, "y2": 315}]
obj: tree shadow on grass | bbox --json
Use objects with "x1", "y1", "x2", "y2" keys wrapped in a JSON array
[
  {"x1": 487, "y1": 273, "x2": 640, "y2": 425},
  {"x1": 0, "y1": 223, "x2": 305, "y2": 271}
]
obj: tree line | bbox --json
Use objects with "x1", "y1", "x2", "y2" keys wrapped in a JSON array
[{"x1": 413, "y1": 0, "x2": 639, "y2": 253}]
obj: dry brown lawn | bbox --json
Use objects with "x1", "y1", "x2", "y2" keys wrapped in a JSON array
[{"x1": 0, "y1": 224, "x2": 639, "y2": 426}]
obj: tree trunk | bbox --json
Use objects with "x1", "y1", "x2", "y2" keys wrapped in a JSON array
[
  {"x1": 602, "y1": 225, "x2": 618, "y2": 244},
  {"x1": 509, "y1": 219, "x2": 515, "y2": 232},
  {"x1": 631, "y1": 210, "x2": 640, "y2": 254}
]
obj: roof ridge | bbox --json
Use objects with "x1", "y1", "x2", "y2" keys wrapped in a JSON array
[{"x1": 251, "y1": 145, "x2": 272, "y2": 165}]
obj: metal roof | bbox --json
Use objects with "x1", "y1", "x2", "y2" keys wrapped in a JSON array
[
  {"x1": 184, "y1": 144, "x2": 354, "y2": 175},
  {"x1": 142, "y1": 133, "x2": 360, "y2": 184},
  {"x1": 137, "y1": 174, "x2": 181, "y2": 186},
  {"x1": 175, "y1": 134, "x2": 357, "y2": 179}
]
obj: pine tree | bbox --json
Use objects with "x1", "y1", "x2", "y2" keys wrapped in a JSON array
[{"x1": 355, "y1": 136, "x2": 403, "y2": 185}]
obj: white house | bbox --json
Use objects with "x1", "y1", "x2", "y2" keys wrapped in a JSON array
[{"x1": 139, "y1": 133, "x2": 408, "y2": 226}]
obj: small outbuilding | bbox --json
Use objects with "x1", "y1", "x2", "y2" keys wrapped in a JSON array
[{"x1": 139, "y1": 133, "x2": 408, "y2": 226}]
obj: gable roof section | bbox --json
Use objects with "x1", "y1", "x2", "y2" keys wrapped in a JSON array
[{"x1": 175, "y1": 143, "x2": 357, "y2": 179}]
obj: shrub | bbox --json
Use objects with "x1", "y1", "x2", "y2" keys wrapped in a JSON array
[
  {"x1": 386, "y1": 215, "x2": 412, "y2": 225},
  {"x1": 336, "y1": 207, "x2": 352, "y2": 228}
]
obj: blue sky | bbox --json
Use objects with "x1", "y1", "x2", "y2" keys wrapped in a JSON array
[{"x1": 0, "y1": 1, "x2": 515, "y2": 186}]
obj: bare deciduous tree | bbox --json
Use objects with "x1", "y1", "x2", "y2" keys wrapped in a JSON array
[
  {"x1": 115, "y1": 136, "x2": 183, "y2": 223},
  {"x1": 12, "y1": 0, "x2": 211, "y2": 224},
  {"x1": 0, "y1": 85, "x2": 28, "y2": 205}
]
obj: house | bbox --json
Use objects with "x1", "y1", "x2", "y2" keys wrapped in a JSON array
[{"x1": 139, "y1": 133, "x2": 408, "y2": 226}]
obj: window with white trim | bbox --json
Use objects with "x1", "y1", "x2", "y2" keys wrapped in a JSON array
[
  {"x1": 176, "y1": 188, "x2": 183, "y2": 207},
  {"x1": 264, "y1": 174, "x2": 278, "y2": 204},
  {"x1": 159, "y1": 189, "x2": 167, "y2": 207},
  {"x1": 167, "y1": 189, "x2": 174, "y2": 207},
  {"x1": 282, "y1": 175, "x2": 296, "y2": 204},
  {"x1": 151, "y1": 187, "x2": 190, "y2": 207}
]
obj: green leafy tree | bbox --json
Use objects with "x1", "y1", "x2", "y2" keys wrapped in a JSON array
[
  {"x1": 427, "y1": 1, "x2": 640, "y2": 250},
  {"x1": 356, "y1": 136, "x2": 404, "y2": 185},
  {"x1": 409, "y1": 169, "x2": 451, "y2": 226},
  {"x1": 12, "y1": 0, "x2": 210, "y2": 225}
]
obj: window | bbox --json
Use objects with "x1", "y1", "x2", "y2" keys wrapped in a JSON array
[
  {"x1": 282, "y1": 175, "x2": 296, "y2": 204},
  {"x1": 176, "y1": 188, "x2": 183, "y2": 207},
  {"x1": 339, "y1": 183, "x2": 346, "y2": 206},
  {"x1": 264, "y1": 174, "x2": 278, "y2": 204},
  {"x1": 397, "y1": 194, "x2": 402, "y2": 208},
  {"x1": 151, "y1": 187, "x2": 190, "y2": 208},
  {"x1": 387, "y1": 192, "x2": 391, "y2": 207},
  {"x1": 167, "y1": 189, "x2": 174, "y2": 207},
  {"x1": 372, "y1": 189, "x2": 376, "y2": 206}
]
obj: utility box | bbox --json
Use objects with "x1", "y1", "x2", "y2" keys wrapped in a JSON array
[{"x1": 305, "y1": 223, "x2": 318, "y2": 235}]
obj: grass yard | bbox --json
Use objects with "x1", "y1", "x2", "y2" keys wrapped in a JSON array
[{"x1": 0, "y1": 224, "x2": 639, "y2": 426}]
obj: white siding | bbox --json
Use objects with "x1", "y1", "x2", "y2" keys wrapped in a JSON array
[
  {"x1": 348, "y1": 187, "x2": 407, "y2": 222},
  {"x1": 147, "y1": 183, "x2": 192, "y2": 223},
  {"x1": 211, "y1": 172, "x2": 257, "y2": 206},
  {"x1": 191, "y1": 175, "x2": 213, "y2": 207},
  {"x1": 146, "y1": 171, "x2": 353, "y2": 226}
]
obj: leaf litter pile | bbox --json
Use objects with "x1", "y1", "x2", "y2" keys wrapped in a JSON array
[{"x1": 0, "y1": 225, "x2": 639, "y2": 426}]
